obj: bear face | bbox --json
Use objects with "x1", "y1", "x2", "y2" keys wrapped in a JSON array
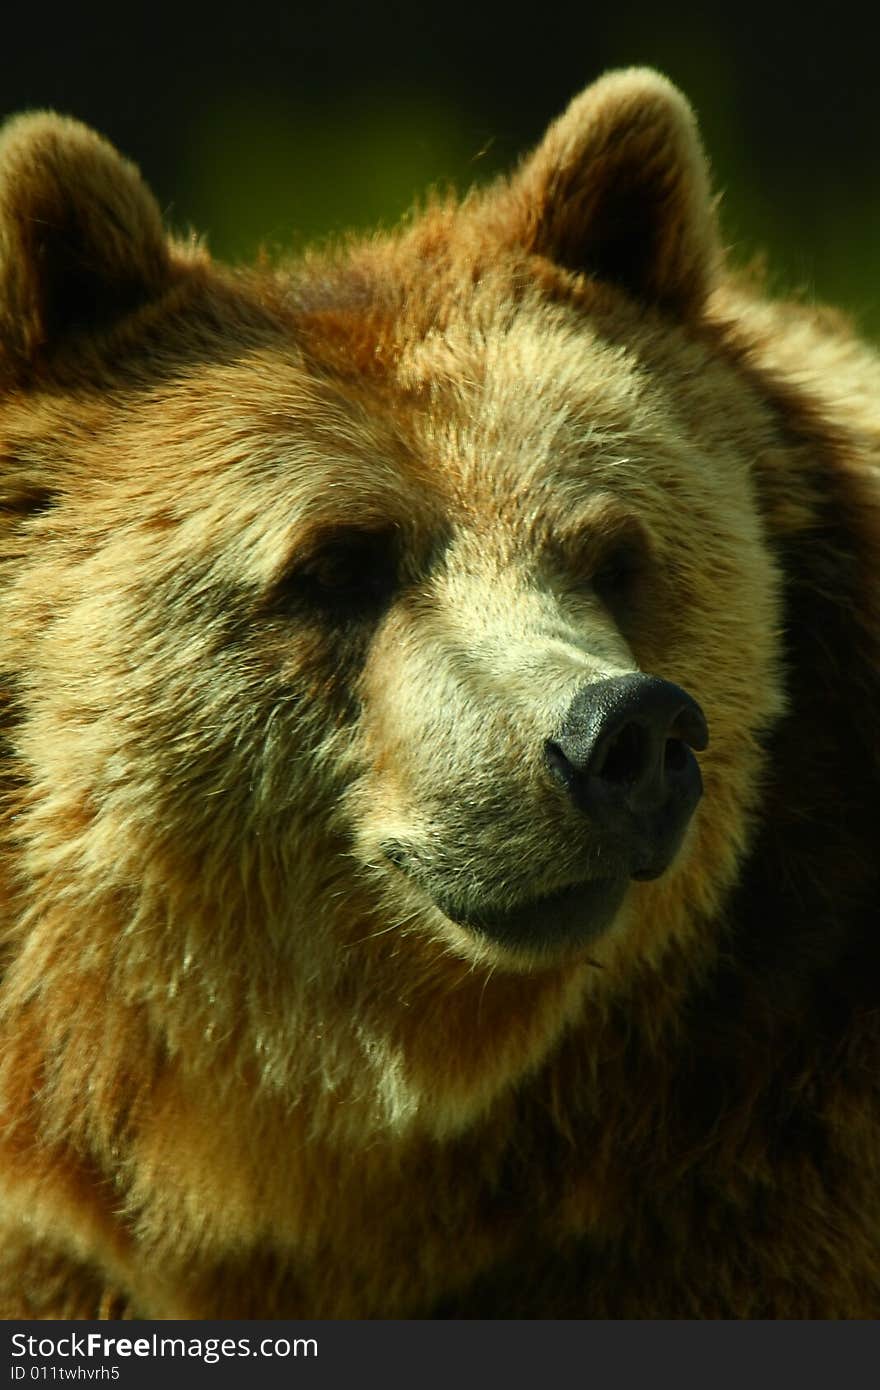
[
  {"x1": 0, "y1": 71, "x2": 878, "y2": 1318},
  {"x1": 0, "y1": 78, "x2": 780, "y2": 963},
  {"x1": 0, "y1": 79, "x2": 780, "y2": 1108}
]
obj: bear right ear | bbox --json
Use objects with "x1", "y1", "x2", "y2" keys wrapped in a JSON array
[
  {"x1": 0, "y1": 112, "x2": 172, "y2": 364},
  {"x1": 503, "y1": 68, "x2": 721, "y2": 317}
]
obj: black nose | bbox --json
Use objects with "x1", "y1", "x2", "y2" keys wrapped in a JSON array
[{"x1": 544, "y1": 674, "x2": 708, "y2": 880}]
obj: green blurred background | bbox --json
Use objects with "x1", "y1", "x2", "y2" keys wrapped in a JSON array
[{"x1": 3, "y1": 4, "x2": 878, "y2": 336}]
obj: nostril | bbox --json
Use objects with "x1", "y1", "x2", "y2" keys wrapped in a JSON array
[
  {"x1": 594, "y1": 721, "x2": 647, "y2": 785},
  {"x1": 663, "y1": 737, "x2": 688, "y2": 774}
]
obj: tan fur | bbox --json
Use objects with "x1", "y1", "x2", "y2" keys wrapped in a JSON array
[{"x1": 0, "y1": 69, "x2": 878, "y2": 1318}]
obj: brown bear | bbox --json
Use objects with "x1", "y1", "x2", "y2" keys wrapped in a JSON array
[{"x1": 0, "y1": 68, "x2": 878, "y2": 1320}]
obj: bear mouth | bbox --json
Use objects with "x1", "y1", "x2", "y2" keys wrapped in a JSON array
[
  {"x1": 434, "y1": 876, "x2": 630, "y2": 951},
  {"x1": 381, "y1": 841, "x2": 630, "y2": 951}
]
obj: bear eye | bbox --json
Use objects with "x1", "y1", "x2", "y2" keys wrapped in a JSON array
[
  {"x1": 279, "y1": 527, "x2": 399, "y2": 620},
  {"x1": 591, "y1": 540, "x2": 644, "y2": 611}
]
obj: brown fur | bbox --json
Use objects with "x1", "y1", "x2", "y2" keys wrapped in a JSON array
[{"x1": 0, "y1": 69, "x2": 878, "y2": 1318}]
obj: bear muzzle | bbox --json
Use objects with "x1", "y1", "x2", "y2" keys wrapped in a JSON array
[{"x1": 381, "y1": 675, "x2": 708, "y2": 953}]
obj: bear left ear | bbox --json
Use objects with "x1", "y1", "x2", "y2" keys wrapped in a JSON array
[
  {"x1": 0, "y1": 111, "x2": 173, "y2": 363},
  {"x1": 507, "y1": 68, "x2": 721, "y2": 317}
]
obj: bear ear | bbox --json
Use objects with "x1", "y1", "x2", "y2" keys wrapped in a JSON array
[
  {"x1": 508, "y1": 68, "x2": 721, "y2": 316},
  {"x1": 0, "y1": 111, "x2": 172, "y2": 363}
]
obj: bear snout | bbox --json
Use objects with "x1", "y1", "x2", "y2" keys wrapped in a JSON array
[
  {"x1": 545, "y1": 674, "x2": 708, "y2": 881},
  {"x1": 375, "y1": 675, "x2": 709, "y2": 953}
]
